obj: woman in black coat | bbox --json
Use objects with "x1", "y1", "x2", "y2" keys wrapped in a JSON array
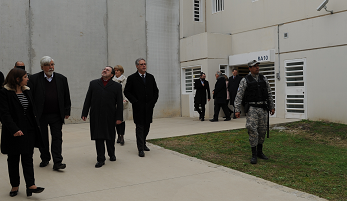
[{"x1": 0, "y1": 68, "x2": 44, "y2": 197}]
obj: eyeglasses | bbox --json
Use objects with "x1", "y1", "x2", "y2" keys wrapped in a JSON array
[
  {"x1": 44, "y1": 63, "x2": 55, "y2": 66},
  {"x1": 138, "y1": 63, "x2": 146, "y2": 66}
]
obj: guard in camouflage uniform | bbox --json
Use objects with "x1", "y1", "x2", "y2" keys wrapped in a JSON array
[{"x1": 234, "y1": 60, "x2": 275, "y2": 164}]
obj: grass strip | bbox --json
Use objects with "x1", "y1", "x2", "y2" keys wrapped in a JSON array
[{"x1": 149, "y1": 120, "x2": 347, "y2": 201}]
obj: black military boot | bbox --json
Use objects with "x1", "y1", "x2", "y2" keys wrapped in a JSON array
[
  {"x1": 250, "y1": 146, "x2": 257, "y2": 164},
  {"x1": 257, "y1": 144, "x2": 269, "y2": 160}
]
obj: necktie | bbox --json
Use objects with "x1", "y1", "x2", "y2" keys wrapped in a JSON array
[
  {"x1": 141, "y1": 74, "x2": 146, "y2": 84},
  {"x1": 233, "y1": 76, "x2": 235, "y2": 80}
]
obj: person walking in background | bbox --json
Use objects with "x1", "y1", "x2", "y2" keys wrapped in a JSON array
[
  {"x1": 28, "y1": 56, "x2": 71, "y2": 171},
  {"x1": 229, "y1": 69, "x2": 242, "y2": 119},
  {"x1": 113, "y1": 65, "x2": 129, "y2": 145},
  {"x1": 82, "y1": 66, "x2": 123, "y2": 168},
  {"x1": 234, "y1": 60, "x2": 275, "y2": 164},
  {"x1": 194, "y1": 72, "x2": 210, "y2": 121},
  {"x1": 0, "y1": 68, "x2": 44, "y2": 197},
  {"x1": 124, "y1": 58, "x2": 159, "y2": 157},
  {"x1": 224, "y1": 74, "x2": 232, "y2": 118},
  {"x1": 210, "y1": 71, "x2": 230, "y2": 122}
]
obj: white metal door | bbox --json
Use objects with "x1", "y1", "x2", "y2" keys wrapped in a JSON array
[{"x1": 285, "y1": 59, "x2": 306, "y2": 119}]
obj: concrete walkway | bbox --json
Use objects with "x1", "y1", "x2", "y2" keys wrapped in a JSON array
[{"x1": 0, "y1": 117, "x2": 327, "y2": 201}]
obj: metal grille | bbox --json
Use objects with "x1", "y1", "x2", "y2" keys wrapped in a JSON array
[
  {"x1": 212, "y1": 0, "x2": 224, "y2": 14},
  {"x1": 194, "y1": 0, "x2": 201, "y2": 22},
  {"x1": 185, "y1": 67, "x2": 201, "y2": 93},
  {"x1": 259, "y1": 63, "x2": 276, "y2": 108},
  {"x1": 285, "y1": 61, "x2": 304, "y2": 87}
]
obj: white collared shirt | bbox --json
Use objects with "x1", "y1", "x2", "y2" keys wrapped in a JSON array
[
  {"x1": 138, "y1": 72, "x2": 146, "y2": 78},
  {"x1": 44, "y1": 72, "x2": 54, "y2": 82}
]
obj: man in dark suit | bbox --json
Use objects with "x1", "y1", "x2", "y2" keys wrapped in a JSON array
[
  {"x1": 124, "y1": 58, "x2": 159, "y2": 157},
  {"x1": 28, "y1": 56, "x2": 71, "y2": 171},
  {"x1": 81, "y1": 66, "x2": 123, "y2": 168},
  {"x1": 228, "y1": 69, "x2": 242, "y2": 119},
  {"x1": 194, "y1": 72, "x2": 211, "y2": 121},
  {"x1": 210, "y1": 71, "x2": 230, "y2": 122}
]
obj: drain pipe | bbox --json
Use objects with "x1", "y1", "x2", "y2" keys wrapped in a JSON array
[{"x1": 277, "y1": 23, "x2": 284, "y2": 80}]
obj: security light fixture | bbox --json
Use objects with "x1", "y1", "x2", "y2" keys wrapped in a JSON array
[{"x1": 317, "y1": 0, "x2": 333, "y2": 14}]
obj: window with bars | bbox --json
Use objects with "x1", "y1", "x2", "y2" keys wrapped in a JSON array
[
  {"x1": 194, "y1": 0, "x2": 202, "y2": 22},
  {"x1": 212, "y1": 0, "x2": 224, "y2": 14},
  {"x1": 184, "y1": 67, "x2": 201, "y2": 93},
  {"x1": 219, "y1": 65, "x2": 227, "y2": 75}
]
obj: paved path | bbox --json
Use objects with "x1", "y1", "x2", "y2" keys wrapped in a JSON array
[{"x1": 0, "y1": 117, "x2": 327, "y2": 200}]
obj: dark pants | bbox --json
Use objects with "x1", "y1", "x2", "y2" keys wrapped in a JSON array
[
  {"x1": 39, "y1": 113, "x2": 63, "y2": 164},
  {"x1": 95, "y1": 139, "x2": 115, "y2": 162},
  {"x1": 213, "y1": 102, "x2": 230, "y2": 120},
  {"x1": 7, "y1": 153, "x2": 35, "y2": 188},
  {"x1": 135, "y1": 124, "x2": 150, "y2": 151},
  {"x1": 116, "y1": 121, "x2": 125, "y2": 135},
  {"x1": 194, "y1": 103, "x2": 205, "y2": 118},
  {"x1": 226, "y1": 99, "x2": 232, "y2": 116}
]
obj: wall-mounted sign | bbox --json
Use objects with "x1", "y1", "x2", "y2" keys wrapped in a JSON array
[{"x1": 229, "y1": 49, "x2": 275, "y2": 66}]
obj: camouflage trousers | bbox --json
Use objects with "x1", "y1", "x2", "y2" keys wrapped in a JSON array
[{"x1": 245, "y1": 106, "x2": 268, "y2": 147}]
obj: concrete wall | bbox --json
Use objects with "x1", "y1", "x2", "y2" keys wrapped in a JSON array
[
  {"x1": 107, "y1": 0, "x2": 147, "y2": 77},
  {"x1": 146, "y1": 0, "x2": 181, "y2": 118},
  {"x1": 29, "y1": 0, "x2": 108, "y2": 123},
  {"x1": 0, "y1": 0, "x2": 30, "y2": 74},
  {"x1": 0, "y1": 0, "x2": 180, "y2": 123}
]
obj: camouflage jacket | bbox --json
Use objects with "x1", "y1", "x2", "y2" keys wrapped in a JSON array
[{"x1": 234, "y1": 73, "x2": 275, "y2": 113}]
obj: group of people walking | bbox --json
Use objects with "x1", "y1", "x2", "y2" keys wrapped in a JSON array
[
  {"x1": 0, "y1": 56, "x2": 158, "y2": 197},
  {"x1": 194, "y1": 60, "x2": 275, "y2": 165},
  {"x1": 194, "y1": 69, "x2": 242, "y2": 122}
]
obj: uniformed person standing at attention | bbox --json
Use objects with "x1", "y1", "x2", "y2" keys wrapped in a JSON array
[{"x1": 234, "y1": 60, "x2": 275, "y2": 164}]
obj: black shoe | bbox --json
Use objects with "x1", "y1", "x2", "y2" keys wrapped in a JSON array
[
  {"x1": 224, "y1": 118, "x2": 231, "y2": 121},
  {"x1": 223, "y1": 116, "x2": 227, "y2": 118},
  {"x1": 39, "y1": 161, "x2": 49, "y2": 167},
  {"x1": 116, "y1": 136, "x2": 121, "y2": 143},
  {"x1": 209, "y1": 119, "x2": 218, "y2": 122},
  {"x1": 120, "y1": 135, "x2": 125, "y2": 145},
  {"x1": 201, "y1": 118, "x2": 205, "y2": 121},
  {"x1": 53, "y1": 163, "x2": 66, "y2": 170},
  {"x1": 9, "y1": 190, "x2": 18, "y2": 197},
  {"x1": 144, "y1": 146, "x2": 150, "y2": 151},
  {"x1": 233, "y1": 116, "x2": 237, "y2": 119},
  {"x1": 110, "y1": 156, "x2": 117, "y2": 161},
  {"x1": 26, "y1": 187, "x2": 44, "y2": 197},
  {"x1": 95, "y1": 161, "x2": 105, "y2": 168},
  {"x1": 139, "y1": 150, "x2": 145, "y2": 157}
]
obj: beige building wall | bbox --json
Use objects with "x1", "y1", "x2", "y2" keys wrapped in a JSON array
[{"x1": 180, "y1": 0, "x2": 347, "y2": 123}]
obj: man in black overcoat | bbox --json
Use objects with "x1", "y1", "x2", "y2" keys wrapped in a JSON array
[
  {"x1": 194, "y1": 72, "x2": 211, "y2": 121},
  {"x1": 28, "y1": 56, "x2": 71, "y2": 171},
  {"x1": 124, "y1": 58, "x2": 159, "y2": 157},
  {"x1": 81, "y1": 66, "x2": 123, "y2": 168},
  {"x1": 210, "y1": 71, "x2": 230, "y2": 122},
  {"x1": 228, "y1": 69, "x2": 242, "y2": 119}
]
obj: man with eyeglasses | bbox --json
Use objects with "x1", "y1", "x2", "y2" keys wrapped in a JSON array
[
  {"x1": 234, "y1": 60, "x2": 275, "y2": 164},
  {"x1": 124, "y1": 58, "x2": 159, "y2": 157},
  {"x1": 82, "y1": 66, "x2": 123, "y2": 168},
  {"x1": 28, "y1": 56, "x2": 71, "y2": 171}
]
